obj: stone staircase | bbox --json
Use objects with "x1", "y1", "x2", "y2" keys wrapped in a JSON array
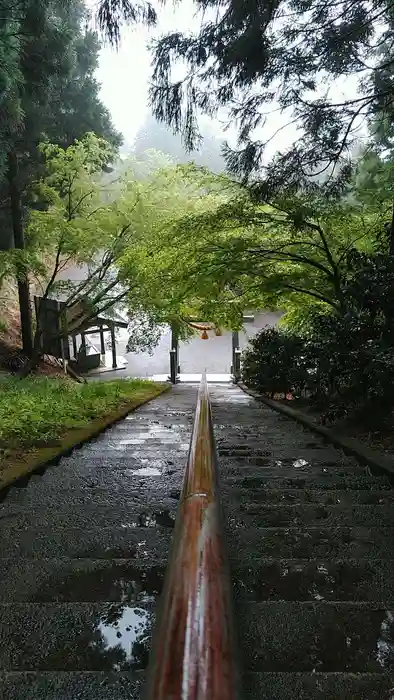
[
  {"x1": 0, "y1": 385, "x2": 197, "y2": 699},
  {"x1": 211, "y1": 384, "x2": 394, "y2": 700},
  {"x1": 0, "y1": 382, "x2": 393, "y2": 698}
]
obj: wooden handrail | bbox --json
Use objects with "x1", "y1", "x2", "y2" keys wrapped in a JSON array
[{"x1": 145, "y1": 373, "x2": 239, "y2": 700}]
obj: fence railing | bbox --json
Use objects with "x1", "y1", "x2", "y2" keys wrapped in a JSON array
[{"x1": 145, "y1": 373, "x2": 239, "y2": 700}]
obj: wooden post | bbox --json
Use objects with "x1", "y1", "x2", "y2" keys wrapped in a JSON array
[
  {"x1": 34, "y1": 297, "x2": 42, "y2": 352},
  {"x1": 99, "y1": 325, "x2": 105, "y2": 356},
  {"x1": 110, "y1": 324, "x2": 117, "y2": 369},
  {"x1": 72, "y1": 335, "x2": 77, "y2": 360}
]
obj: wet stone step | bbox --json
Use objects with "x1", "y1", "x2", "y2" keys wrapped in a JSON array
[
  {"x1": 0, "y1": 560, "x2": 165, "y2": 604},
  {"x1": 16, "y1": 469, "x2": 183, "y2": 493},
  {"x1": 101, "y1": 427, "x2": 191, "y2": 438},
  {"x1": 104, "y1": 420, "x2": 192, "y2": 430},
  {"x1": 219, "y1": 457, "x2": 380, "y2": 480},
  {"x1": 79, "y1": 444, "x2": 191, "y2": 455},
  {"x1": 217, "y1": 452, "x2": 350, "y2": 467},
  {"x1": 54, "y1": 454, "x2": 186, "y2": 472},
  {"x1": 221, "y1": 488, "x2": 394, "y2": 506},
  {"x1": 237, "y1": 602, "x2": 394, "y2": 672},
  {"x1": 57, "y1": 446, "x2": 190, "y2": 461},
  {"x1": 0, "y1": 527, "x2": 172, "y2": 560},
  {"x1": 232, "y1": 559, "x2": 394, "y2": 602},
  {"x1": 243, "y1": 672, "x2": 394, "y2": 700},
  {"x1": 215, "y1": 434, "x2": 332, "y2": 451},
  {"x1": 1, "y1": 485, "x2": 181, "y2": 508},
  {"x1": 215, "y1": 430, "x2": 336, "y2": 443},
  {"x1": 18, "y1": 457, "x2": 185, "y2": 481},
  {"x1": 3, "y1": 478, "x2": 183, "y2": 507},
  {"x1": 0, "y1": 672, "x2": 145, "y2": 700},
  {"x1": 219, "y1": 457, "x2": 360, "y2": 480},
  {"x1": 221, "y1": 475, "x2": 393, "y2": 490},
  {"x1": 219, "y1": 463, "x2": 378, "y2": 481},
  {"x1": 227, "y1": 527, "x2": 394, "y2": 560},
  {"x1": 217, "y1": 449, "x2": 356, "y2": 465},
  {"x1": 0, "y1": 603, "x2": 155, "y2": 671},
  {"x1": 0, "y1": 505, "x2": 177, "y2": 531},
  {"x1": 217, "y1": 448, "x2": 346, "y2": 463},
  {"x1": 225, "y1": 505, "x2": 394, "y2": 529}
]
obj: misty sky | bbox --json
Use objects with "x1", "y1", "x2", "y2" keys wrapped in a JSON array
[
  {"x1": 91, "y1": 0, "x2": 361, "y2": 157},
  {"x1": 93, "y1": 0, "x2": 213, "y2": 148}
]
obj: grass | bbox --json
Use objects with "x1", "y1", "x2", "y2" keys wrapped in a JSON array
[{"x1": 0, "y1": 376, "x2": 168, "y2": 461}]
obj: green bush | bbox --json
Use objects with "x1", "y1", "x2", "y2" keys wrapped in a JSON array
[
  {"x1": 241, "y1": 327, "x2": 308, "y2": 397},
  {"x1": 304, "y1": 310, "x2": 394, "y2": 424},
  {"x1": 241, "y1": 253, "x2": 394, "y2": 426}
]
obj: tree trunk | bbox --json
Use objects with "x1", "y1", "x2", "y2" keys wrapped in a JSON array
[
  {"x1": 18, "y1": 325, "x2": 43, "y2": 377},
  {"x1": 7, "y1": 151, "x2": 33, "y2": 357}
]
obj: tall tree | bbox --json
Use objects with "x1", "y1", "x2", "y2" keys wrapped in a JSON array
[
  {"x1": 154, "y1": 178, "x2": 382, "y2": 321},
  {"x1": 19, "y1": 140, "x2": 243, "y2": 367},
  {"x1": 0, "y1": 0, "x2": 122, "y2": 355},
  {"x1": 24, "y1": 133, "x2": 131, "y2": 370},
  {"x1": 97, "y1": 0, "x2": 394, "y2": 192}
]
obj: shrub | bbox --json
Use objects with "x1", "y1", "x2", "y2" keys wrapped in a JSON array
[
  {"x1": 241, "y1": 327, "x2": 308, "y2": 398},
  {"x1": 242, "y1": 253, "x2": 394, "y2": 426}
]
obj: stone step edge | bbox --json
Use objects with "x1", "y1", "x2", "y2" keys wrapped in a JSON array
[
  {"x1": 3, "y1": 503, "x2": 394, "y2": 514},
  {"x1": 3, "y1": 524, "x2": 394, "y2": 533},
  {"x1": 238, "y1": 383, "x2": 394, "y2": 477},
  {"x1": 0, "y1": 670, "x2": 390, "y2": 679},
  {"x1": 244, "y1": 671, "x2": 393, "y2": 677},
  {"x1": 0, "y1": 556, "x2": 393, "y2": 566},
  {"x1": 0, "y1": 601, "x2": 391, "y2": 609}
]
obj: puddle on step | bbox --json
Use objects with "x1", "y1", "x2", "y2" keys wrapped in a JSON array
[
  {"x1": 293, "y1": 459, "x2": 309, "y2": 469},
  {"x1": 97, "y1": 604, "x2": 153, "y2": 669},
  {"x1": 128, "y1": 467, "x2": 162, "y2": 477},
  {"x1": 127, "y1": 459, "x2": 174, "y2": 477},
  {"x1": 125, "y1": 510, "x2": 175, "y2": 529},
  {"x1": 377, "y1": 611, "x2": 394, "y2": 668}
]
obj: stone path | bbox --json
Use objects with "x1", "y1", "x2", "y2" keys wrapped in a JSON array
[
  {"x1": 0, "y1": 386, "x2": 196, "y2": 699},
  {"x1": 211, "y1": 384, "x2": 394, "y2": 699},
  {"x1": 0, "y1": 383, "x2": 393, "y2": 698}
]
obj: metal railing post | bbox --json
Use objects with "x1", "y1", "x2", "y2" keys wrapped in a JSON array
[
  {"x1": 169, "y1": 349, "x2": 178, "y2": 384},
  {"x1": 145, "y1": 373, "x2": 239, "y2": 700},
  {"x1": 233, "y1": 348, "x2": 242, "y2": 383},
  {"x1": 169, "y1": 321, "x2": 180, "y2": 383}
]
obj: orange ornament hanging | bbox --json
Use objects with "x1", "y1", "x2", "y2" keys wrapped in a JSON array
[{"x1": 201, "y1": 329, "x2": 209, "y2": 339}]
